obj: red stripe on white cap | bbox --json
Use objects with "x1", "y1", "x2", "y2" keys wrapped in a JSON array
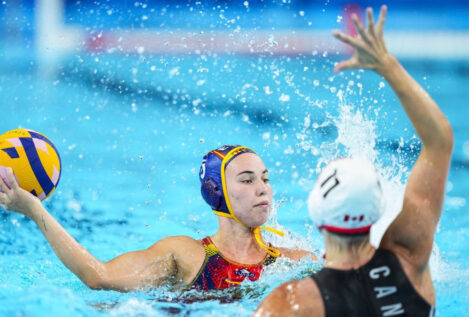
[{"x1": 318, "y1": 225, "x2": 372, "y2": 234}]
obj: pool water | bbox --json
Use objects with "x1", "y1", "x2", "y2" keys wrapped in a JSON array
[{"x1": 0, "y1": 45, "x2": 468, "y2": 316}]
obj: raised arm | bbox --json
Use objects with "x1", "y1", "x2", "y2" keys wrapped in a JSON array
[
  {"x1": 334, "y1": 6, "x2": 453, "y2": 268},
  {"x1": 0, "y1": 167, "x2": 183, "y2": 291}
]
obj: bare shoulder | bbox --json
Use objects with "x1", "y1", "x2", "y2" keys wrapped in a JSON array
[
  {"x1": 278, "y1": 247, "x2": 319, "y2": 261},
  {"x1": 147, "y1": 235, "x2": 205, "y2": 262},
  {"x1": 254, "y1": 277, "x2": 324, "y2": 317},
  {"x1": 148, "y1": 235, "x2": 201, "y2": 252}
]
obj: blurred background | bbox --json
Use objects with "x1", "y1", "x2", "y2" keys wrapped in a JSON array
[
  {"x1": 2, "y1": 0, "x2": 469, "y2": 60},
  {"x1": 1, "y1": 1, "x2": 468, "y2": 316}
]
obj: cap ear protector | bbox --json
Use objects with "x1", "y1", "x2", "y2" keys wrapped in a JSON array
[
  {"x1": 200, "y1": 145, "x2": 255, "y2": 216},
  {"x1": 199, "y1": 147, "x2": 235, "y2": 214},
  {"x1": 199, "y1": 145, "x2": 284, "y2": 257},
  {"x1": 200, "y1": 177, "x2": 224, "y2": 212}
]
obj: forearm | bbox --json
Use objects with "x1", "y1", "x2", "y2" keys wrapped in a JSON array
[
  {"x1": 1, "y1": 168, "x2": 178, "y2": 292},
  {"x1": 29, "y1": 201, "x2": 179, "y2": 291},
  {"x1": 379, "y1": 55, "x2": 453, "y2": 151},
  {"x1": 28, "y1": 200, "x2": 106, "y2": 288}
]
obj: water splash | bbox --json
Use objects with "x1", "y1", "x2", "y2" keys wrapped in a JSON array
[
  {"x1": 333, "y1": 104, "x2": 378, "y2": 161},
  {"x1": 295, "y1": 83, "x2": 469, "y2": 302},
  {"x1": 295, "y1": 88, "x2": 408, "y2": 247},
  {"x1": 109, "y1": 298, "x2": 160, "y2": 316}
]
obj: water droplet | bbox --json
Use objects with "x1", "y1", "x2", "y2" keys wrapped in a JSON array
[
  {"x1": 279, "y1": 94, "x2": 290, "y2": 102},
  {"x1": 263, "y1": 86, "x2": 273, "y2": 95}
]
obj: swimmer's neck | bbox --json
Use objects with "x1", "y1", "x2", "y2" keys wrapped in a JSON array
[
  {"x1": 211, "y1": 217, "x2": 265, "y2": 262},
  {"x1": 323, "y1": 240, "x2": 376, "y2": 270}
]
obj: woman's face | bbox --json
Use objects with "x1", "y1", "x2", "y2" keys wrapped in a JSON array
[{"x1": 225, "y1": 153, "x2": 273, "y2": 227}]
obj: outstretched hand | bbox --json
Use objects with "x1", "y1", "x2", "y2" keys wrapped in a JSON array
[
  {"x1": 0, "y1": 167, "x2": 39, "y2": 217},
  {"x1": 333, "y1": 5, "x2": 392, "y2": 74}
]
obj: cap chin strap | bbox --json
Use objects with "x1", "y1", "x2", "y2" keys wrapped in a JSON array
[
  {"x1": 253, "y1": 226, "x2": 285, "y2": 257},
  {"x1": 215, "y1": 146, "x2": 285, "y2": 258},
  {"x1": 214, "y1": 210, "x2": 285, "y2": 257}
]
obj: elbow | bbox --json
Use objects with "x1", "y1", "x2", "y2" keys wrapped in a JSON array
[
  {"x1": 83, "y1": 276, "x2": 106, "y2": 290},
  {"x1": 84, "y1": 278, "x2": 132, "y2": 292},
  {"x1": 428, "y1": 119, "x2": 454, "y2": 155},
  {"x1": 80, "y1": 266, "x2": 109, "y2": 290},
  {"x1": 446, "y1": 124, "x2": 454, "y2": 151},
  {"x1": 440, "y1": 121, "x2": 454, "y2": 154},
  {"x1": 81, "y1": 269, "x2": 131, "y2": 292}
]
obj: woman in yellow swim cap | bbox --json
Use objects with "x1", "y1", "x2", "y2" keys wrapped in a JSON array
[{"x1": 0, "y1": 145, "x2": 315, "y2": 292}]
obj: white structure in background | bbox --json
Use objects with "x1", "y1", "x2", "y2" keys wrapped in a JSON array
[
  {"x1": 35, "y1": 0, "x2": 84, "y2": 77},
  {"x1": 35, "y1": 0, "x2": 469, "y2": 69},
  {"x1": 386, "y1": 31, "x2": 469, "y2": 59}
]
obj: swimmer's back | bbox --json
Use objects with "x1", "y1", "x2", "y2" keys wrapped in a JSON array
[
  {"x1": 255, "y1": 248, "x2": 434, "y2": 317},
  {"x1": 311, "y1": 249, "x2": 434, "y2": 317}
]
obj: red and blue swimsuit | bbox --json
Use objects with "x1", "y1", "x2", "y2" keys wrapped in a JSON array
[{"x1": 188, "y1": 237, "x2": 277, "y2": 290}]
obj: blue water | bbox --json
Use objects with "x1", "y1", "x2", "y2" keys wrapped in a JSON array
[
  {"x1": 1, "y1": 47, "x2": 468, "y2": 316},
  {"x1": 1, "y1": 1, "x2": 469, "y2": 315}
]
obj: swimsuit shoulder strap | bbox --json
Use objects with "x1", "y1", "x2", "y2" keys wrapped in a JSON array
[
  {"x1": 201, "y1": 236, "x2": 220, "y2": 257},
  {"x1": 184, "y1": 237, "x2": 217, "y2": 291},
  {"x1": 262, "y1": 249, "x2": 277, "y2": 266},
  {"x1": 203, "y1": 237, "x2": 277, "y2": 266}
]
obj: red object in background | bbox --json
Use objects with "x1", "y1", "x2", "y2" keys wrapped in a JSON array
[
  {"x1": 86, "y1": 33, "x2": 111, "y2": 52},
  {"x1": 343, "y1": 3, "x2": 364, "y2": 54},
  {"x1": 344, "y1": 3, "x2": 364, "y2": 37}
]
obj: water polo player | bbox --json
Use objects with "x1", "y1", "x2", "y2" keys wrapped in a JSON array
[
  {"x1": 0, "y1": 145, "x2": 313, "y2": 292},
  {"x1": 256, "y1": 5, "x2": 453, "y2": 316}
]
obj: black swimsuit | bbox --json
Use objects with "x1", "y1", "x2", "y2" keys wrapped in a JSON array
[{"x1": 311, "y1": 249, "x2": 435, "y2": 317}]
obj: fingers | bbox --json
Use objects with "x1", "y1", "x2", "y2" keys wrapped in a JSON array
[
  {"x1": 0, "y1": 192, "x2": 7, "y2": 206},
  {"x1": 332, "y1": 30, "x2": 359, "y2": 72},
  {"x1": 376, "y1": 5, "x2": 387, "y2": 36},
  {"x1": 352, "y1": 14, "x2": 371, "y2": 45},
  {"x1": 332, "y1": 30, "x2": 363, "y2": 49},
  {"x1": 334, "y1": 58, "x2": 358, "y2": 73},
  {"x1": 367, "y1": 7, "x2": 375, "y2": 35},
  {"x1": 5, "y1": 167, "x2": 19, "y2": 190},
  {"x1": 0, "y1": 172, "x2": 9, "y2": 193}
]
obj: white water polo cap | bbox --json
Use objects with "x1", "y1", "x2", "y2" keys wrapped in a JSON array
[{"x1": 308, "y1": 157, "x2": 383, "y2": 234}]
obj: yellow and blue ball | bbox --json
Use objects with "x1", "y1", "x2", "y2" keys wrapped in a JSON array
[{"x1": 0, "y1": 129, "x2": 61, "y2": 201}]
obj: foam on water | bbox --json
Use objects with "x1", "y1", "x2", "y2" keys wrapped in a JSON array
[{"x1": 109, "y1": 298, "x2": 161, "y2": 317}]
